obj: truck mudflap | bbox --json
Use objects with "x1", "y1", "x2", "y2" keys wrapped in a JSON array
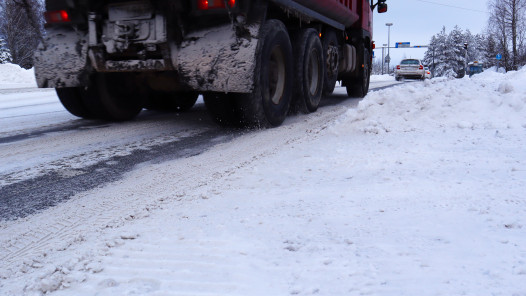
[
  {"x1": 34, "y1": 28, "x2": 89, "y2": 88},
  {"x1": 176, "y1": 23, "x2": 260, "y2": 93}
]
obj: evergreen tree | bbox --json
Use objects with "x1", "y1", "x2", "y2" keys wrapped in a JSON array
[
  {"x1": 472, "y1": 34, "x2": 487, "y2": 65},
  {"x1": 423, "y1": 35, "x2": 436, "y2": 73},
  {"x1": 446, "y1": 26, "x2": 466, "y2": 78},
  {"x1": 424, "y1": 26, "x2": 491, "y2": 77},
  {"x1": 463, "y1": 30, "x2": 485, "y2": 65},
  {"x1": 483, "y1": 34, "x2": 498, "y2": 68},
  {"x1": 423, "y1": 27, "x2": 449, "y2": 77}
]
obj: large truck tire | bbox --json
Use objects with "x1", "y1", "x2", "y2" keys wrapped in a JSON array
[
  {"x1": 83, "y1": 73, "x2": 144, "y2": 121},
  {"x1": 291, "y1": 28, "x2": 324, "y2": 114},
  {"x1": 56, "y1": 87, "x2": 96, "y2": 119},
  {"x1": 203, "y1": 93, "x2": 241, "y2": 127},
  {"x1": 322, "y1": 29, "x2": 340, "y2": 96},
  {"x1": 236, "y1": 19, "x2": 293, "y2": 128},
  {"x1": 145, "y1": 91, "x2": 198, "y2": 112},
  {"x1": 346, "y1": 42, "x2": 371, "y2": 98}
]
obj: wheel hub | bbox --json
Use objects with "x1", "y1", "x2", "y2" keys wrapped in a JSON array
[
  {"x1": 268, "y1": 45, "x2": 286, "y2": 105},
  {"x1": 326, "y1": 44, "x2": 339, "y2": 79},
  {"x1": 308, "y1": 48, "x2": 321, "y2": 96}
]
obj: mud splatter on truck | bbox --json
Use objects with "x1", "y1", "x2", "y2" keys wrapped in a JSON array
[{"x1": 34, "y1": 0, "x2": 388, "y2": 126}]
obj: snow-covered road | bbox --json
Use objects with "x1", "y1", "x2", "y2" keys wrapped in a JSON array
[
  {"x1": 1, "y1": 65, "x2": 525, "y2": 295},
  {"x1": 0, "y1": 75, "x2": 402, "y2": 221}
]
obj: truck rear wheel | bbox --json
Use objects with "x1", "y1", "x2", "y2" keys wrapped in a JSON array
[
  {"x1": 291, "y1": 28, "x2": 324, "y2": 114},
  {"x1": 56, "y1": 87, "x2": 95, "y2": 119},
  {"x1": 236, "y1": 19, "x2": 293, "y2": 128},
  {"x1": 83, "y1": 73, "x2": 144, "y2": 121},
  {"x1": 322, "y1": 30, "x2": 340, "y2": 96},
  {"x1": 346, "y1": 43, "x2": 371, "y2": 98}
]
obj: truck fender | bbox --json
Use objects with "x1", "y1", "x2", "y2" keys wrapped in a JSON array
[{"x1": 33, "y1": 28, "x2": 89, "y2": 88}]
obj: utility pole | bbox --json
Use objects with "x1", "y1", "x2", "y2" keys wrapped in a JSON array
[
  {"x1": 386, "y1": 23, "x2": 393, "y2": 74},
  {"x1": 464, "y1": 42, "x2": 468, "y2": 77},
  {"x1": 432, "y1": 46, "x2": 435, "y2": 77}
]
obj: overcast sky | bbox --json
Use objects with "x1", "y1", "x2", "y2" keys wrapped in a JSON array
[{"x1": 372, "y1": 0, "x2": 490, "y2": 67}]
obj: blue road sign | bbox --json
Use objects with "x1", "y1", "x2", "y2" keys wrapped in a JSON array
[
  {"x1": 395, "y1": 42, "x2": 410, "y2": 48},
  {"x1": 496, "y1": 54, "x2": 502, "y2": 60}
]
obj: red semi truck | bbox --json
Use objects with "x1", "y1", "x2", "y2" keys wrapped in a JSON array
[{"x1": 34, "y1": 0, "x2": 388, "y2": 127}]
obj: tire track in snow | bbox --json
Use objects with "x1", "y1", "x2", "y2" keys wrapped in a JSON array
[
  {"x1": 0, "y1": 100, "x2": 353, "y2": 292},
  {"x1": 0, "y1": 83, "x2": 401, "y2": 293},
  {"x1": 87, "y1": 239, "x2": 256, "y2": 295},
  {"x1": 0, "y1": 129, "x2": 237, "y2": 221},
  {"x1": 0, "y1": 125, "x2": 252, "y2": 270},
  {"x1": 0, "y1": 121, "x2": 110, "y2": 145}
]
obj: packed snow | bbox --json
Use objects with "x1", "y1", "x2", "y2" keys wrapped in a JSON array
[
  {"x1": 369, "y1": 74, "x2": 394, "y2": 82},
  {"x1": 1, "y1": 65, "x2": 526, "y2": 295},
  {"x1": 0, "y1": 64, "x2": 37, "y2": 89}
]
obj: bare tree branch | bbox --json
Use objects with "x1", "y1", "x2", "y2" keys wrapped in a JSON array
[{"x1": 487, "y1": 0, "x2": 526, "y2": 70}]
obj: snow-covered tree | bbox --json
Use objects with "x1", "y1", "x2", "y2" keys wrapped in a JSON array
[
  {"x1": 0, "y1": 36, "x2": 11, "y2": 63},
  {"x1": 464, "y1": 30, "x2": 486, "y2": 65},
  {"x1": 423, "y1": 27, "x2": 449, "y2": 77},
  {"x1": 444, "y1": 26, "x2": 466, "y2": 77},
  {"x1": 483, "y1": 35, "x2": 498, "y2": 68},
  {"x1": 424, "y1": 26, "x2": 489, "y2": 78},
  {"x1": 487, "y1": 0, "x2": 526, "y2": 70},
  {"x1": 0, "y1": 0, "x2": 44, "y2": 69}
]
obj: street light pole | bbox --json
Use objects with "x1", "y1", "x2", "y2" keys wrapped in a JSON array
[
  {"x1": 386, "y1": 23, "x2": 393, "y2": 74},
  {"x1": 382, "y1": 44, "x2": 387, "y2": 75}
]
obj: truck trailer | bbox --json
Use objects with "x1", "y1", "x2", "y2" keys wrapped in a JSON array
[{"x1": 34, "y1": 0, "x2": 388, "y2": 127}]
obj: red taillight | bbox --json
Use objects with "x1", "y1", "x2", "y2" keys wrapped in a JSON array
[
  {"x1": 396, "y1": 65, "x2": 400, "y2": 70},
  {"x1": 44, "y1": 10, "x2": 70, "y2": 23},
  {"x1": 197, "y1": 0, "x2": 235, "y2": 10},
  {"x1": 419, "y1": 65, "x2": 424, "y2": 70}
]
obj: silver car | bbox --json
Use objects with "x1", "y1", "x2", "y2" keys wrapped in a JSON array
[{"x1": 395, "y1": 59, "x2": 425, "y2": 80}]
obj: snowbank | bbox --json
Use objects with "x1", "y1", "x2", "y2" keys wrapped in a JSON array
[
  {"x1": 370, "y1": 74, "x2": 395, "y2": 82},
  {"x1": 333, "y1": 68, "x2": 526, "y2": 135},
  {"x1": 0, "y1": 63, "x2": 37, "y2": 89}
]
